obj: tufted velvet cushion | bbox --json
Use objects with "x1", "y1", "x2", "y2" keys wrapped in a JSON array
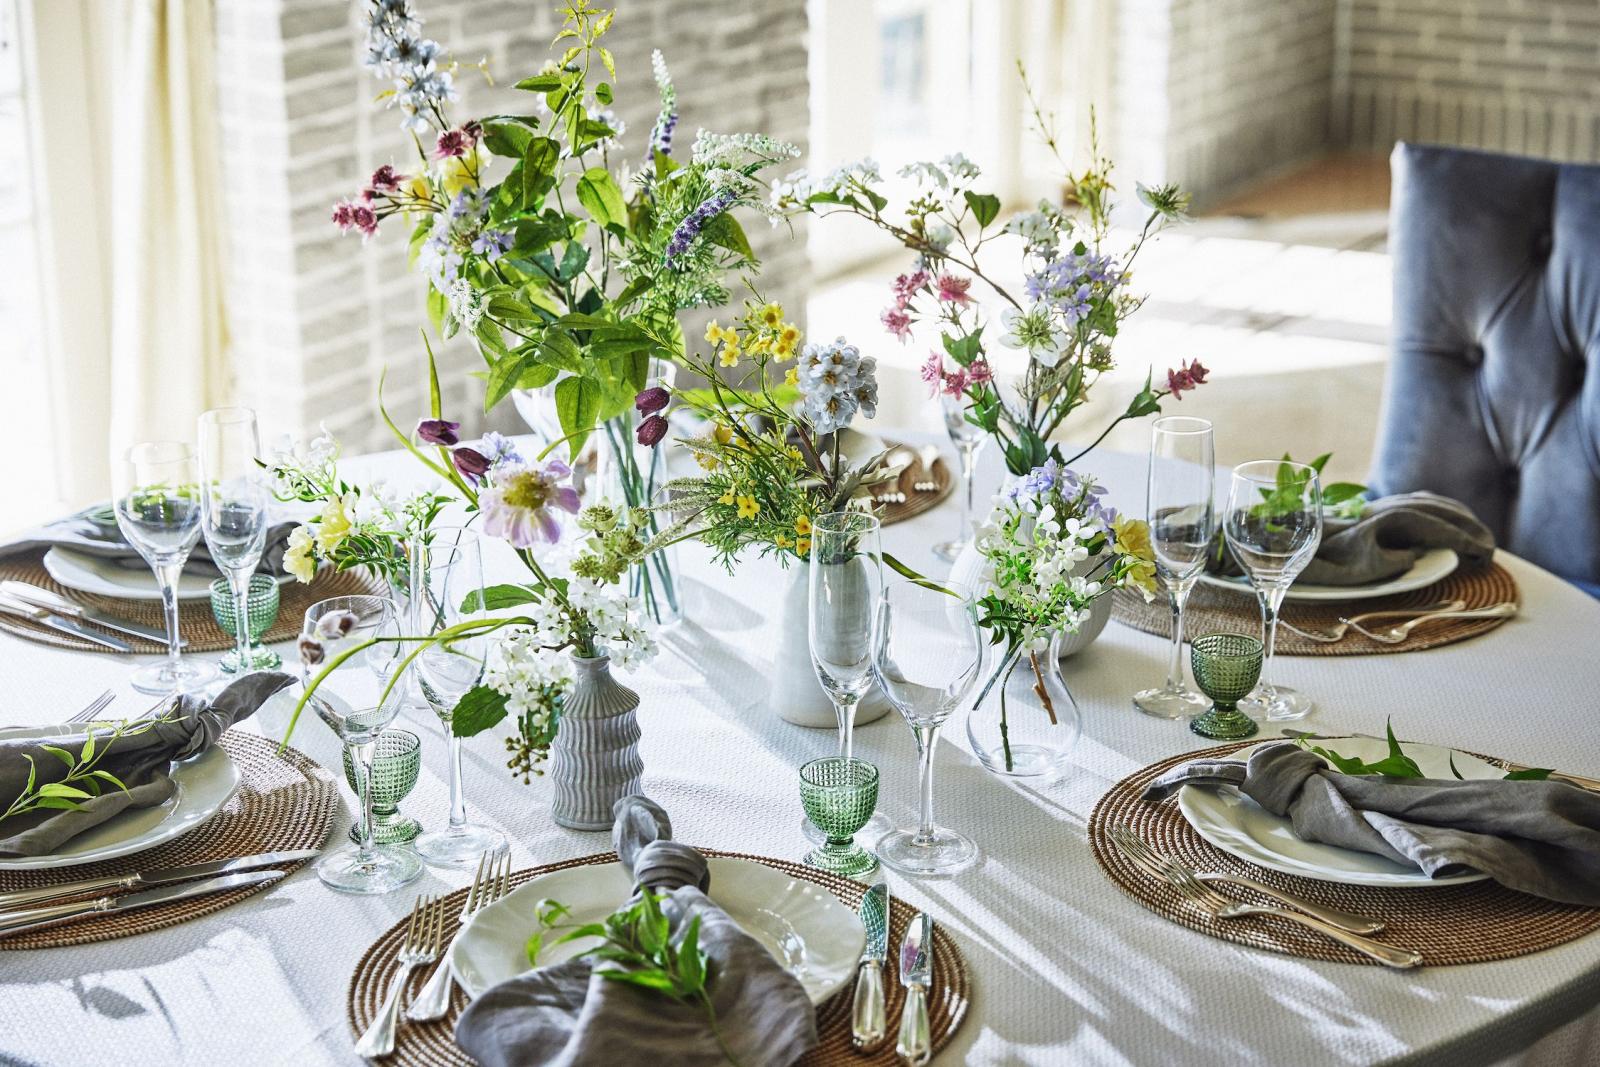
[{"x1": 1370, "y1": 142, "x2": 1600, "y2": 589}]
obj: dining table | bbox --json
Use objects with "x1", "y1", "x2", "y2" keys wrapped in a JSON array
[{"x1": 4, "y1": 432, "x2": 1599, "y2": 1067}]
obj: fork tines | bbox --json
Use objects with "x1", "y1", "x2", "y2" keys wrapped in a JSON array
[
  {"x1": 464, "y1": 849, "x2": 513, "y2": 917},
  {"x1": 68, "y1": 690, "x2": 115, "y2": 724},
  {"x1": 1109, "y1": 825, "x2": 1232, "y2": 913}
]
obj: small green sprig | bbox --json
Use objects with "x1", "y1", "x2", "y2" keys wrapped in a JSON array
[
  {"x1": 1, "y1": 711, "x2": 178, "y2": 826},
  {"x1": 1295, "y1": 719, "x2": 1552, "y2": 781},
  {"x1": 1251, "y1": 452, "x2": 1368, "y2": 521}
]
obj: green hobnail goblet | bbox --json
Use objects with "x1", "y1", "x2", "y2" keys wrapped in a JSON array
[
  {"x1": 341, "y1": 729, "x2": 423, "y2": 846},
  {"x1": 799, "y1": 756, "x2": 880, "y2": 879},
  {"x1": 1189, "y1": 633, "x2": 1264, "y2": 741},
  {"x1": 209, "y1": 574, "x2": 281, "y2": 673}
]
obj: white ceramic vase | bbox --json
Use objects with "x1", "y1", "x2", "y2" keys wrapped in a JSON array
[
  {"x1": 769, "y1": 567, "x2": 893, "y2": 728},
  {"x1": 549, "y1": 654, "x2": 644, "y2": 830},
  {"x1": 946, "y1": 542, "x2": 1113, "y2": 658}
]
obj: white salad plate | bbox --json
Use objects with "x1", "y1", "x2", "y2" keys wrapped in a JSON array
[
  {"x1": 44, "y1": 546, "x2": 230, "y2": 602},
  {"x1": 1197, "y1": 547, "x2": 1459, "y2": 602},
  {"x1": 1178, "y1": 736, "x2": 1502, "y2": 888},
  {"x1": 0, "y1": 725, "x2": 239, "y2": 870},
  {"x1": 451, "y1": 857, "x2": 864, "y2": 1005}
]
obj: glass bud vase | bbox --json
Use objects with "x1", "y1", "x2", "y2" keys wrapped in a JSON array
[{"x1": 965, "y1": 632, "x2": 1082, "y2": 779}]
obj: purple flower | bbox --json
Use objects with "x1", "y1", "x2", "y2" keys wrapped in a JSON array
[
  {"x1": 479, "y1": 431, "x2": 523, "y2": 468},
  {"x1": 471, "y1": 228, "x2": 513, "y2": 261},
  {"x1": 434, "y1": 128, "x2": 470, "y2": 159},
  {"x1": 416, "y1": 418, "x2": 460, "y2": 446},
  {"x1": 664, "y1": 188, "x2": 739, "y2": 267},
  {"x1": 634, "y1": 387, "x2": 670, "y2": 416},
  {"x1": 452, "y1": 446, "x2": 490, "y2": 483},
  {"x1": 369, "y1": 164, "x2": 404, "y2": 193},
  {"x1": 479, "y1": 460, "x2": 582, "y2": 548},
  {"x1": 636, "y1": 414, "x2": 669, "y2": 447}
]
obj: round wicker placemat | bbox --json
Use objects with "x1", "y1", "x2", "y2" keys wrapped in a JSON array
[
  {"x1": 0, "y1": 553, "x2": 386, "y2": 655},
  {"x1": 1089, "y1": 740, "x2": 1600, "y2": 966},
  {"x1": 877, "y1": 441, "x2": 953, "y2": 527},
  {"x1": 0, "y1": 731, "x2": 337, "y2": 950},
  {"x1": 1112, "y1": 561, "x2": 1519, "y2": 655},
  {"x1": 346, "y1": 850, "x2": 971, "y2": 1066}
]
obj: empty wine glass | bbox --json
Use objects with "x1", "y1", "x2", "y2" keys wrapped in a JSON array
[
  {"x1": 411, "y1": 527, "x2": 508, "y2": 868},
  {"x1": 1224, "y1": 460, "x2": 1324, "y2": 721},
  {"x1": 872, "y1": 579, "x2": 985, "y2": 876},
  {"x1": 114, "y1": 442, "x2": 217, "y2": 695},
  {"x1": 199, "y1": 408, "x2": 270, "y2": 676},
  {"x1": 302, "y1": 594, "x2": 422, "y2": 894},
  {"x1": 1133, "y1": 416, "x2": 1215, "y2": 719},
  {"x1": 932, "y1": 394, "x2": 990, "y2": 562}
]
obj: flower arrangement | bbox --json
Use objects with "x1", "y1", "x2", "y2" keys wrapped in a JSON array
[{"x1": 772, "y1": 74, "x2": 1206, "y2": 477}]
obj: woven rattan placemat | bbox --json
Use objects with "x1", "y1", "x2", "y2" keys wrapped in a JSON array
[
  {"x1": 346, "y1": 850, "x2": 971, "y2": 1066},
  {"x1": 0, "y1": 553, "x2": 385, "y2": 654},
  {"x1": 1112, "y1": 561, "x2": 1519, "y2": 656},
  {"x1": 877, "y1": 441, "x2": 953, "y2": 528},
  {"x1": 1090, "y1": 740, "x2": 1600, "y2": 966},
  {"x1": 0, "y1": 731, "x2": 337, "y2": 949}
]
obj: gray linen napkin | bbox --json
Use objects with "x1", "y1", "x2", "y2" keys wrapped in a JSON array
[
  {"x1": 0, "y1": 508, "x2": 299, "y2": 577},
  {"x1": 1145, "y1": 742, "x2": 1600, "y2": 905},
  {"x1": 1209, "y1": 491, "x2": 1495, "y2": 586},
  {"x1": 0, "y1": 672, "x2": 294, "y2": 856},
  {"x1": 455, "y1": 795, "x2": 818, "y2": 1067}
]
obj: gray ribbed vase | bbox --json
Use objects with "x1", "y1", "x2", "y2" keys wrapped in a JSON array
[{"x1": 549, "y1": 654, "x2": 644, "y2": 831}]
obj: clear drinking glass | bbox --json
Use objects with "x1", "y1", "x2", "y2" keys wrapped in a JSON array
[
  {"x1": 1133, "y1": 416, "x2": 1215, "y2": 719},
  {"x1": 932, "y1": 395, "x2": 990, "y2": 562},
  {"x1": 871, "y1": 579, "x2": 985, "y2": 876},
  {"x1": 199, "y1": 408, "x2": 270, "y2": 677},
  {"x1": 411, "y1": 527, "x2": 508, "y2": 868},
  {"x1": 302, "y1": 594, "x2": 423, "y2": 894},
  {"x1": 1224, "y1": 460, "x2": 1324, "y2": 721},
  {"x1": 113, "y1": 442, "x2": 217, "y2": 695}
]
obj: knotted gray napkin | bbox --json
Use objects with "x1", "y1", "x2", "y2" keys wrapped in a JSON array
[
  {"x1": 0, "y1": 671, "x2": 294, "y2": 856},
  {"x1": 1209, "y1": 491, "x2": 1494, "y2": 586},
  {"x1": 0, "y1": 508, "x2": 299, "y2": 577},
  {"x1": 455, "y1": 795, "x2": 818, "y2": 1067},
  {"x1": 1145, "y1": 742, "x2": 1600, "y2": 905}
]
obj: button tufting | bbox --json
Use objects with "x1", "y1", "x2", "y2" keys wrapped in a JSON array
[{"x1": 1463, "y1": 342, "x2": 1484, "y2": 367}]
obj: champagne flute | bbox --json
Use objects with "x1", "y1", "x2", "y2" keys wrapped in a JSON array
[
  {"x1": 199, "y1": 408, "x2": 270, "y2": 675},
  {"x1": 114, "y1": 442, "x2": 217, "y2": 695},
  {"x1": 932, "y1": 394, "x2": 990, "y2": 562},
  {"x1": 411, "y1": 527, "x2": 508, "y2": 868},
  {"x1": 1133, "y1": 416, "x2": 1215, "y2": 718},
  {"x1": 871, "y1": 579, "x2": 985, "y2": 876},
  {"x1": 1224, "y1": 460, "x2": 1324, "y2": 720}
]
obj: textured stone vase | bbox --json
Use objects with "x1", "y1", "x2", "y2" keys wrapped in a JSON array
[{"x1": 549, "y1": 654, "x2": 644, "y2": 830}]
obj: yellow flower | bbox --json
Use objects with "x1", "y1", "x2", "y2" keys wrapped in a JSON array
[
  {"x1": 784, "y1": 367, "x2": 799, "y2": 386},
  {"x1": 704, "y1": 320, "x2": 723, "y2": 344},
  {"x1": 758, "y1": 303, "x2": 784, "y2": 328},
  {"x1": 718, "y1": 342, "x2": 741, "y2": 368},
  {"x1": 401, "y1": 175, "x2": 433, "y2": 215},
  {"x1": 1112, "y1": 517, "x2": 1160, "y2": 598},
  {"x1": 284, "y1": 525, "x2": 317, "y2": 583},
  {"x1": 747, "y1": 335, "x2": 771, "y2": 356},
  {"x1": 438, "y1": 149, "x2": 484, "y2": 198},
  {"x1": 736, "y1": 495, "x2": 760, "y2": 520},
  {"x1": 696, "y1": 451, "x2": 719, "y2": 471},
  {"x1": 794, "y1": 515, "x2": 812, "y2": 536},
  {"x1": 775, "y1": 533, "x2": 793, "y2": 549},
  {"x1": 796, "y1": 536, "x2": 811, "y2": 556},
  {"x1": 315, "y1": 494, "x2": 353, "y2": 554},
  {"x1": 717, "y1": 489, "x2": 735, "y2": 505},
  {"x1": 713, "y1": 424, "x2": 733, "y2": 445},
  {"x1": 779, "y1": 323, "x2": 802, "y2": 348},
  {"x1": 786, "y1": 445, "x2": 804, "y2": 462}
]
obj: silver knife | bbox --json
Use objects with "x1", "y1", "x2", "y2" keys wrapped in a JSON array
[
  {"x1": 0, "y1": 849, "x2": 318, "y2": 912},
  {"x1": 0, "y1": 870, "x2": 284, "y2": 937},
  {"x1": 896, "y1": 911, "x2": 933, "y2": 1066},
  {"x1": 0, "y1": 581, "x2": 177, "y2": 646},
  {"x1": 851, "y1": 882, "x2": 890, "y2": 1050},
  {"x1": 0, "y1": 594, "x2": 131, "y2": 652}
]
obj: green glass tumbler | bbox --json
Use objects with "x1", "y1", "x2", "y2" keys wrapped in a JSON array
[
  {"x1": 209, "y1": 574, "x2": 281, "y2": 673},
  {"x1": 341, "y1": 729, "x2": 422, "y2": 845},
  {"x1": 1190, "y1": 633, "x2": 1264, "y2": 740},
  {"x1": 799, "y1": 757, "x2": 880, "y2": 879}
]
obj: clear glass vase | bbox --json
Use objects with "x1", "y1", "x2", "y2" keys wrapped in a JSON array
[
  {"x1": 594, "y1": 366, "x2": 683, "y2": 627},
  {"x1": 965, "y1": 632, "x2": 1082, "y2": 778}
]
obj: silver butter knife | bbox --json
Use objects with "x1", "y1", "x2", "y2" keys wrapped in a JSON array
[
  {"x1": 0, "y1": 594, "x2": 131, "y2": 652},
  {"x1": 0, "y1": 849, "x2": 318, "y2": 912},
  {"x1": 896, "y1": 911, "x2": 933, "y2": 1066},
  {"x1": 851, "y1": 881, "x2": 889, "y2": 1050},
  {"x1": 0, "y1": 581, "x2": 177, "y2": 646},
  {"x1": 0, "y1": 870, "x2": 284, "y2": 937}
]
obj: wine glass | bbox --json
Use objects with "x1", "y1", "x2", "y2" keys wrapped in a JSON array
[
  {"x1": 410, "y1": 527, "x2": 508, "y2": 868},
  {"x1": 302, "y1": 594, "x2": 422, "y2": 893},
  {"x1": 114, "y1": 442, "x2": 217, "y2": 695},
  {"x1": 1133, "y1": 416, "x2": 1215, "y2": 719},
  {"x1": 198, "y1": 408, "x2": 270, "y2": 676},
  {"x1": 932, "y1": 395, "x2": 990, "y2": 562},
  {"x1": 1224, "y1": 460, "x2": 1324, "y2": 720},
  {"x1": 871, "y1": 579, "x2": 985, "y2": 876}
]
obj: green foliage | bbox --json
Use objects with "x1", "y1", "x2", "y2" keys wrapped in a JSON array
[
  {"x1": 1301, "y1": 720, "x2": 1552, "y2": 780},
  {"x1": 450, "y1": 685, "x2": 510, "y2": 738},
  {"x1": 1251, "y1": 453, "x2": 1369, "y2": 520},
  {"x1": 2, "y1": 709, "x2": 179, "y2": 826}
]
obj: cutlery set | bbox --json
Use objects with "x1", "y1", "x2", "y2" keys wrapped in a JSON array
[
  {"x1": 0, "y1": 580, "x2": 178, "y2": 651},
  {"x1": 850, "y1": 880, "x2": 937, "y2": 1064},
  {"x1": 1280, "y1": 600, "x2": 1518, "y2": 645},
  {"x1": 878, "y1": 447, "x2": 946, "y2": 504}
]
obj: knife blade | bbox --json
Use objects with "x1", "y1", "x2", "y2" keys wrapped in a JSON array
[
  {"x1": 851, "y1": 882, "x2": 890, "y2": 1050},
  {"x1": 0, "y1": 870, "x2": 284, "y2": 937},
  {"x1": 0, "y1": 595, "x2": 132, "y2": 652},
  {"x1": 0, "y1": 581, "x2": 176, "y2": 645},
  {"x1": 0, "y1": 849, "x2": 318, "y2": 912},
  {"x1": 896, "y1": 912, "x2": 933, "y2": 1066}
]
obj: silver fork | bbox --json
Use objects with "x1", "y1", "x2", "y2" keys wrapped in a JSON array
[
  {"x1": 1343, "y1": 602, "x2": 1518, "y2": 644},
  {"x1": 1279, "y1": 600, "x2": 1462, "y2": 643},
  {"x1": 355, "y1": 894, "x2": 446, "y2": 1058},
  {"x1": 67, "y1": 690, "x2": 115, "y2": 724},
  {"x1": 406, "y1": 850, "x2": 513, "y2": 1021},
  {"x1": 1108, "y1": 827, "x2": 1422, "y2": 969}
]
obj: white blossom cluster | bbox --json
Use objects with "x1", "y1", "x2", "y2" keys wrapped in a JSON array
[
  {"x1": 1003, "y1": 199, "x2": 1072, "y2": 257},
  {"x1": 447, "y1": 278, "x2": 486, "y2": 332},
  {"x1": 691, "y1": 130, "x2": 801, "y2": 168},
  {"x1": 767, "y1": 159, "x2": 883, "y2": 216},
  {"x1": 898, "y1": 152, "x2": 981, "y2": 191},
  {"x1": 795, "y1": 337, "x2": 878, "y2": 435},
  {"x1": 484, "y1": 577, "x2": 659, "y2": 705}
]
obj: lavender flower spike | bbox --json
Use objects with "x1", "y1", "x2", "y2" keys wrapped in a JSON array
[{"x1": 664, "y1": 188, "x2": 739, "y2": 267}]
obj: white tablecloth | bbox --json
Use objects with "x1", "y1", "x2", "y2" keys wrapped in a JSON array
[{"x1": 5, "y1": 438, "x2": 1600, "y2": 1066}]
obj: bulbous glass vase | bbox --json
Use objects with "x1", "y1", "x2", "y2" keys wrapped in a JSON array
[{"x1": 966, "y1": 632, "x2": 1083, "y2": 779}]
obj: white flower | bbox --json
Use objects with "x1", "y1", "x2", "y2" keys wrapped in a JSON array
[
  {"x1": 999, "y1": 304, "x2": 1069, "y2": 367},
  {"x1": 447, "y1": 278, "x2": 486, "y2": 332}
]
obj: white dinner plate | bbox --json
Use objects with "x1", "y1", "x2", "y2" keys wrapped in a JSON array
[
  {"x1": 0, "y1": 725, "x2": 240, "y2": 870},
  {"x1": 1178, "y1": 736, "x2": 1500, "y2": 888},
  {"x1": 451, "y1": 857, "x2": 864, "y2": 1006},
  {"x1": 44, "y1": 546, "x2": 224, "y2": 602},
  {"x1": 1197, "y1": 547, "x2": 1459, "y2": 602}
]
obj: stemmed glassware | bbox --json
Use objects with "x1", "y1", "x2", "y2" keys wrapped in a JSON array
[
  {"x1": 114, "y1": 442, "x2": 217, "y2": 695},
  {"x1": 198, "y1": 408, "x2": 271, "y2": 676},
  {"x1": 1133, "y1": 416, "x2": 1215, "y2": 719},
  {"x1": 410, "y1": 527, "x2": 508, "y2": 867},
  {"x1": 302, "y1": 594, "x2": 423, "y2": 893},
  {"x1": 871, "y1": 579, "x2": 985, "y2": 876},
  {"x1": 1224, "y1": 460, "x2": 1324, "y2": 721},
  {"x1": 932, "y1": 395, "x2": 990, "y2": 562}
]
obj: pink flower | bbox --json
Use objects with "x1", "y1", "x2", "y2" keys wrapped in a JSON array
[
  {"x1": 941, "y1": 368, "x2": 970, "y2": 398},
  {"x1": 935, "y1": 274, "x2": 973, "y2": 306},
  {"x1": 967, "y1": 358, "x2": 993, "y2": 385},
  {"x1": 331, "y1": 200, "x2": 355, "y2": 230},
  {"x1": 369, "y1": 164, "x2": 404, "y2": 193},
  {"x1": 434, "y1": 128, "x2": 470, "y2": 159},
  {"x1": 333, "y1": 200, "x2": 377, "y2": 237},
  {"x1": 1165, "y1": 358, "x2": 1209, "y2": 400},
  {"x1": 479, "y1": 461, "x2": 582, "y2": 548},
  {"x1": 881, "y1": 306, "x2": 913, "y2": 343},
  {"x1": 1186, "y1": 358, "x2": 1209, "y2": 385},
  {"x1": 919, "y1": 351, "x2": 944, "y2": 396},
  {"x1": 891, "y1": 270, "x2": 929, "y2": 310}
]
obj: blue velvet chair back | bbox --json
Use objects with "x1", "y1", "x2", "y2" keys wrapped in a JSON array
[{"x1": 1370, "y1": 142, "x2": 1600, "y2": 588}]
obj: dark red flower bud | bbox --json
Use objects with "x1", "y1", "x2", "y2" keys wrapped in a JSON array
[
  {"x1": 416, "y1": 418, "x2": 461, "y2": 446},
  {"x1": 453, "y1": 446, "x2": 491, "y2": 483},
  {"x1": 636, "y1": 414, "x2": 669, "y2": 447},
  {"x1": 634, "y1": 386, "x2": 670, "y2": 416}
]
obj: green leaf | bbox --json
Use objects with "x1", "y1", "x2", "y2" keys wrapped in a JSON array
[
  {"x1": 557, "y1": 241, "x2": 591, "y2": 282},
  {"x1": 461, "y1": 583, "x2": 542, "y2": 611},
  {"x1": 450, "y1": 685, "x2": 510, "y2": 738},
  {"x1": 701, "y1": 213, "x2": 754, "y2": 262},
  {"x1": 595, "y1": 968, "x2": 677, "y2": 994},
  {"x1": 1505, "y1": 767, "x2": 1555, "y2": 781},
  {"x1": 677, "y1": 914, "x2": 705, "y2": 989},
  {"x1": 481, "y1": 116, "x2": 540, "y2": 158},
  {"x1": 1322, "y1": 482, "x2": 1367, "y2": 506},
  {"x1": 576, "y1": 168, "x2": 627, "y2": 229},
  {"x1": 555, "y1": 376, "x2": 602, "y2": 455},
  {"x1": 594, "y1": 81, "x2": 613, "y2": 105},
  {"x1": 485, "y1": 351, "x2": 531, "y2": 411},
  {"x1": 37, "y1": 783, "x2": 93, "y2": 800},
  {"x1": 40, "y1": 745, "x2": 75, "y2": 769},
  {"x1": 514, "y1": 73, "x2": 564, "y2": 92},
  {"x1": 516, "y1": 362, "x2": 560, "y2": 390},
  {"x1": 537, "y1": 331, "x2": 586, "y2": 374},
  {"x1": 79, "y1": 729, "x2": 96, "y2": 763},
  {"x1": 525, "y1": 931, "x2": 546, "y2": 966},
  {"x1": 963, "y1": 190, "x2": 1001, "y2": 227},
  {"x1": 556, "y1": 922, "x2": 610, "y2": 945}
]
